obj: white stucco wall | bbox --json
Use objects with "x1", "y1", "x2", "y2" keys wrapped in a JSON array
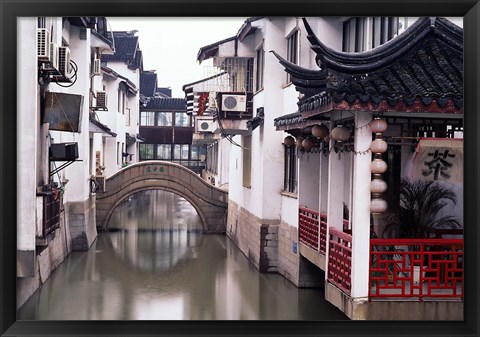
[
  {"x1": 298, "y1": 152, "x2": 320, "y2": 211},
  {"x1": 17, "y1": 17, "x2": 38, "y2": 256}
]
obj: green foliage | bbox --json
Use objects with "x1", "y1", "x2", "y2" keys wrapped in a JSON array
[{"x1": 381, "y1": 178, "x2": 461, "y2": 239}]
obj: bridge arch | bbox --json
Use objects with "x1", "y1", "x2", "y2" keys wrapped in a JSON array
[{"x1": 95, "y1": 161, "x2": 228, "y2": 233}]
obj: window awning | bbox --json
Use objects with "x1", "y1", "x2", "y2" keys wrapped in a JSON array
[{"x1": 89, "y1": 116, "x2": 117, "y2": 137}]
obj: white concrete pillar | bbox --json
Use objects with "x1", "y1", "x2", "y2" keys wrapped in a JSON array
[
  {"x1": 350, "y1": 111, "x2": 373, "y2": 299},
  {"x1": 325, "y1": 122, "x2": 347, "y2": 279},
  {"x1": 17, "y1": 17, "x2": 38, "y2": 277}
]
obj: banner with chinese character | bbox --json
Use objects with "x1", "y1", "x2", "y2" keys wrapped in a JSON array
[{"x1": 409, "y1": 138, "x2": 463, "y2": 184}]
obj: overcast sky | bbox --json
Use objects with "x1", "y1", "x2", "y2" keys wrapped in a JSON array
[{"x1": 107, "y1": 17, "x2": 248, "y2": 98}]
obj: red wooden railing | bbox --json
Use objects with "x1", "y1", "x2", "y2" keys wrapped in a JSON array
[
  {"x1": 299, "y1": 207, "x2": 347, "y2": 255},
  {"x1": 328, "y1": 227, "x2": 352, "y2": 295},
  {"x1": 298, "y1": 207, "x2": 319, "y2": 250},
  {"x1": 369, "y1": 238, "x2": 463, "y2": 301},
  {"x1": 319, "y1": 213, "x2": 327, "y2": 254}
]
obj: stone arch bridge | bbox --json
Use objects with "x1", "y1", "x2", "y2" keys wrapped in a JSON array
[{"x1": 95, "y1": 161, "x2": 228, "y2": 233}]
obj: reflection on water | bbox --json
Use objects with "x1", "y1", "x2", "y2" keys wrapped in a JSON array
[{"x1": 17, "y1": 190, "x2": 348, "y2": 320}]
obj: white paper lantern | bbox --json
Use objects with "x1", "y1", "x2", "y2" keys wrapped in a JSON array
[
  {"x1": 370, "y1": 118, "x2": 388, "y2": 133},
  {"x1": 371, "y1": 179, "x2": 388, "y2": 193},
  {"x1": 371, "y1": 139, "x2": 388, "y2": 153},
  {"x1": 370, "y1": 159, "x2": 388, "y2": 174},
  {"x1": 370, "y1": 198, "x2": 388, "y2": 213},
  {"x1": 312, "y1": 124, "x2": 329, "y2": 139}
]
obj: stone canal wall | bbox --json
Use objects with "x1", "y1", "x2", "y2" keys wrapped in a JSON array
[
  {"x1": 226, "y1": 200, "x2": 279, "y2": 273},
  {"x1": 17, "y1": 212, "x2": 71, "y2": 310},
  {"x1": 226, "y1": 204, "x2": 325, "y2": 287}
]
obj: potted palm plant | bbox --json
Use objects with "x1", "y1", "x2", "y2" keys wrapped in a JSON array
[{"x1": 380, "y1": 177, "x2": 461, "y2": 283}]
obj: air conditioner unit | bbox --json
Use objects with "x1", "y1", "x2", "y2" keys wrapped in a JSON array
[
  {"x1": 96, "y1": 91, "x2": 107, "y2": 108},
  {"x1": 92, "y1": 58, "x2": 101, "y2": 76},
  {"x1": 95, "y1": 176, "x2": 106, "y2": 193},
  {"x1": 221, "y1": 94, "x2": 247, "y2": 112},
  {"x1": 37, "y1": 28, "x2": 51, "y2": 62},
  {"x1": 49, "y1": 42, "x2": 59, "y2": 70},
  {"x1": 58, "y1": 46, "x2": 71, "y2": 77},
  {"x1": 196, "y1": 118, "x2": 217, "y2": 133},
  {"x1": 50, "y1": 142, "x2": 79, "y2": 161}
]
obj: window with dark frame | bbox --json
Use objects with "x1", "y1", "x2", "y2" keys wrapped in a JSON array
[
  {"x1": 255, "y1": 45, "x2": 265, "y2": 92},
  {"x1": 139, "y1": 143, "x2": 154, "y2": 160},
  {"x1": 286, "y1": 29, "x2": 299, "y2": 84},
  {"x1": 342, "y1": 17, "x2": 366, "y2": 52},
  {"x1": 343, "y1": 17, "x2": 400, "y2": 52},
  {"x1": 284, "y1": 144, "x2": 297, "y2": 193},
  {"x1": 140, "y1": 111, "x2": 155, "y2": 126},
  {"x1": 372, "y1": 17, "x2": 400, "y2": 49},
  {"x1": 157, "y1": 112, "x2": 173, "y2": 127}
]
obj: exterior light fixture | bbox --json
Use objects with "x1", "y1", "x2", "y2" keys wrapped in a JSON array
[
  {"x1": 312, "y1": 124, "x2": 329, "y2": 139},
  {"x1": 283, "y1": 135, "x2": 295, "y2": 147},
  {"x1": 370, "y1": 116, "x2": 388, "y2": 214}
]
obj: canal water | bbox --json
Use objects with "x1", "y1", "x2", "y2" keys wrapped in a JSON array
[{"x1": 17, "y1": 190, "x2": 348, "y2": 321}]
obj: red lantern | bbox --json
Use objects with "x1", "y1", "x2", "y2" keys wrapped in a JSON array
[
  {"x1": 283, "y1": 136, "x2": 295, "y2": 146},
  {"x1": 302, "y1": 137, "x2": 315, "y2": 151},
  {"x1": 331, "y1": 125, "x2": 350, "y2": 142},
  {"x1": 312, "y1": 124, "x2": 329, "y2": 139},
  {"x1": 296, "y1": 137, "x2": 304, "y2": 150}
]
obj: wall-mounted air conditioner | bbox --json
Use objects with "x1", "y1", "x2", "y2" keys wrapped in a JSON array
[
  {"x1": 95, "y1": 91, "x2": 107, "y2": 108},
  {"x1": 58, "y1": 46, "x2": 71, "y2": 77},
  {"x1": 49, "y1": 42, "x2": 59, "y2": 70},
  {"x1": 196, "y1": 118, "x2": 218, "y2": 133},
  {"x1": 92, "y1": 58, "x2": 101, "y2": 76},
  {"x1": 37, "y1": 28, "x2": 51, "y2": 62},
  {"x1": 221, "y1": 94, "x2": 247, "y2": 112},
  {"x1": 50, "y1": 142, "x2": 79, "y2": 161}
]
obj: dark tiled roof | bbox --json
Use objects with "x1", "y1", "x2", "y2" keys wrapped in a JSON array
[
  {"x1": 157, "y1": 88, "x2": 172, "y2": 98},
  {"x1": 102, "y1": 31, "x2": 139, "y2": 64},
  {"x1": 140, "y1": 71, "x2": 157, "y2": 97},
  {"x1": 272, "y1": 17, "x2": 463, "y2": 117},
  {"x1": 144, "y1": 98, "x2": 186, "y2": 111}
]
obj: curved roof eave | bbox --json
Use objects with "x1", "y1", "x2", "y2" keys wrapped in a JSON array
[
  {"x1": 197, "y1": 36, "x2": 237, "y2": 63},
  {"x1": 269, "y1": 50, "x2": 327, "y2": 92},
  {"x1": 302, "y1": 17, "x2": 463, "y2": 74}
]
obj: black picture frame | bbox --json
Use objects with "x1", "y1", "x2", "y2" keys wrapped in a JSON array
[{"x1": 1, "y1": 0, "x2": 478, "y2": 336}]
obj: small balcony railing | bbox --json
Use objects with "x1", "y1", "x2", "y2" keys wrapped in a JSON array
[
  {"x1": 37, "y1": 189, "x2": 62, "y2": 239},
  {"x1": 328, "y1": 227, "x2": 352, "y2": 295},
  {"x1": 299, "y1": 207, "x2": 348, "y2": 255},
  {"x1": 298, "y1": 207, "x2": 319, "y2": 251},
  {"x1": 369, "y1": 238, "x2": 463, "y2": 301}
]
